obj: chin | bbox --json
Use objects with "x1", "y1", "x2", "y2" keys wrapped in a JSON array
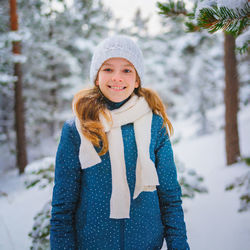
[
  {"x1": 109, "y1": 95, "x2": 130, "y2": 103},
  {"x1": 111, "y1": 98, "x2": 125, "y2": 103}
]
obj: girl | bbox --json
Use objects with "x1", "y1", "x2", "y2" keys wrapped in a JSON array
[{"x1": 50, "y1": 35, "x2": 189, "y2": 250}]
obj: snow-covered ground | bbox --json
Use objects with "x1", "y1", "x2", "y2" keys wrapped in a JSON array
[
  {"x1": 0, "y1": 170, "x2": 51, "y2": 250},
  {"x1": 174, "y1": 105, "x2": 250, "y2": 250},
  {"x1": 0, "y1": 106, "x2": 250, "y2": 250}
]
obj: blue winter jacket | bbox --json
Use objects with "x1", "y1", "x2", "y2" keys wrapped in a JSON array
[{"x1": 50, "y1": 111, "x2": 189, "y2": 250}]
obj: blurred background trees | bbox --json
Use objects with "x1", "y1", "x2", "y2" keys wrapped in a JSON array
[
  {"x1": 1, "y1": 0, "x2": 249, "y2": 173},
  {"x1": 157, "y1": 0, "x2": 249, "y2": 165},
  {"x1": 0, "y1": 0, "x2": 249, "y2": 248}
]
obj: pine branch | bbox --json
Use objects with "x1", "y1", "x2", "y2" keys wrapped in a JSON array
[
  {"x1": 197, "y1": 3, "x2": 250, "y2": 36},
  {"x1": 158, "y1": 1, "x2": 201, "y2": 32},
  {"x1": 236, "y1": 36, "x2": 250, "y2": 54},
  {"x1": 157, "y1": 0, "x2": 249, "y2": 52},
  {"x1": 157, "y1": 0, "x2": 187, "y2": 17},
  {"x1": 185, "y1": 21, "x2": 201, "y2": 32}
]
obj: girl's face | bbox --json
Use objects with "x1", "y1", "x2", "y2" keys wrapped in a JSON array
[{"x1": 96, "y1": 57, "x2": 139, "y2": 103}]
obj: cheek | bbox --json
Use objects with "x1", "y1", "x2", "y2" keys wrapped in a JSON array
[
  {"x1": 98, "y1": 73, "x2": 109, "y2": 83},
  {"x1": 128, "y1": 75, "x2": 138, "y2": 86}
]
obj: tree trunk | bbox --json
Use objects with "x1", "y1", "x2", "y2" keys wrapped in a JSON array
[
  {"x1": 224, "y1": 33, "x2": 240, "y2": 165},
  {"x1": 9, "y1": 0, "x2": 28, "y2": 174}
]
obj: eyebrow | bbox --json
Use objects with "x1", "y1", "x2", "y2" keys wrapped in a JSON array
[{"x1": 102, "y1": 63, "x2": 133, "y2": 67}]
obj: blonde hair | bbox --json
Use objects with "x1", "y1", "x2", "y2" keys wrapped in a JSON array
[{"x1": 72, "y1": 82, "x2": 173, "y2": 156}]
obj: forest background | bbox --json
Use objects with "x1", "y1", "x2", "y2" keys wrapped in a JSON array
[{"x1": 0, "y1": 0, "x2": 250, "y2": 249}]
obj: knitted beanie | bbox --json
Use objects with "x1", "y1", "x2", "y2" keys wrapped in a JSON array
[{"x1": 90, "y1": 35, "x2": 144, "y2": 85}]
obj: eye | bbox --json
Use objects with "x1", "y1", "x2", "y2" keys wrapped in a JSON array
[
  {"x1": 124, "y1": 69, "x2": 132, "y2": 73},
  {"x1": 103, "y1": 68, "x2": 112, "y2": 72}
]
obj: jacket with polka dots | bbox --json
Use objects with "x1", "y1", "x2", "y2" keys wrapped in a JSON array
[{"x1": 50, "y1": 113, "x2": 189, "y2": 250}]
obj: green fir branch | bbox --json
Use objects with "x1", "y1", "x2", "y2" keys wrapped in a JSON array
[
  {"x1": 157, "y1": 1, "x2": 200, "y2": 32},
  {"x1": 185, "y1": 21, "x2": 201, "y2": 32},
  {"x1": 157, "y1": 1, "x2": 249, "y2": 52},
  {"x1": 236, "y1": 38, "x2": 249, "y2": 54},
  {"x1": 225, "y1": 159, "x2": 250, "y2": 212},
  {"x1": 157, "y1": 0, "x2": 187, "y2": 17},
  {"x1": 25, "y1": 163, "x2": 55, "y2": 189},
  {"x1": 197, "y1": 3, "x2": 250, "y2": 36}
]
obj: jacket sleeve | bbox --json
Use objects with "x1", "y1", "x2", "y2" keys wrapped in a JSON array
[
  {"x1": 155, "y1": 117, "x2": 190, "y2": 250},
  {"x1": 50, "y1": 120, "x2": 81, "y2": 250}
]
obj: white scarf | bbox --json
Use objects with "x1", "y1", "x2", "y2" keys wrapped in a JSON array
[{"x1": 74, "y1": 95, "x2": 159, "y2": 219}]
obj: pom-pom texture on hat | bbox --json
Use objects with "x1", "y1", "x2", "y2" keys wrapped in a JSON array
[{"x1": 90, "y1": 35, "x2": 144, "y2": 85}]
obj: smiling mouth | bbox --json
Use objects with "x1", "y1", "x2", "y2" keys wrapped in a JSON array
[{"x1": 108, "y1": 85, "x2": 126, "y2": 90}]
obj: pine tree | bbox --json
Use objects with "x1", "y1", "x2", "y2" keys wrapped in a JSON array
[
  {"x1": 0, "y1": 0, "x2": 112, "y2": 170},
  {"x1": 17, "y1": 0, "x2": 110, "y2": 158},
  {"x1": 158, "y1": 0, "x2": 249, "y2": 52},
  {"x1": 9, "y1": 0, "x2": 28, "y2": 174},
  {"x1": 124, "y1": 7, "x2": 209, "y2": 196},
  {"x1": 195, "y1": 1, "x2": 250, "y2": 53},
  {"x1": 157, "y1": 0, "x2": 249, "y2": 165},
  {"x1": 141, "y1": 10, "x2": 223, "y2": 132},
  {"x1": 0, "y1": 0, "x2": 16, "y2": 170}
]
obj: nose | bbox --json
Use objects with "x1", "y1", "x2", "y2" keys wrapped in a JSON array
[{"x1": 112, "y1": 72, "x2": 123, "y2": 82}]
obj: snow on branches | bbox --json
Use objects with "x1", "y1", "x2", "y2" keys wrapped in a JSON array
[{"x1": 157, "y1": 0, "x2": 250, "y2": 52}]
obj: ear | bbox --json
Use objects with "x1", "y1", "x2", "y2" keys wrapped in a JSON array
[
  {"x1": 95, "y1": 77, "x2": 99, "y2": 86},
  {"x1": 135, "y1": 73, "x2": 140, "y2": 88},
  {"x1": 135, "y1": 80, "x2": 139, "y2": 88}
]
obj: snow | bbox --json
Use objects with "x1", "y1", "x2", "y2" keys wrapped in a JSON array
[
  {"x1": 195, "y1": 0, "x2": 217, "y2": 19},
  {"x1": 74, "y1": 38, "x2": 95, "y2": 53},
  {"x1": 195, "y1": 0, "x2": 249, "y2": 51},
  {"x1": 236, "y1": 26, "x2": 250, "y2": 48},
  {"x1": 0, "y1": 74, "x2": 17, "y2": 83},
  {"x1": 1, "y1": 1, "x2": 249, "y2": 247},
  {"x1": 7, "y1": 31, "x2": 23, "y2": 42},
  {"x1": 217, "y1": 0, "x2": 248, "y2": 9},
  {"x1": 10, "y1": 54, "x2": 27, "y2": 64},
  {"x1": 0, "y1": 105, "x2": 250, "y2": 249},
  {"x1": 183, "y1": 163, "x2": 250, "y2": 250},
  {"x1": 0, "y1": 170, "x2": 51, "y2": 250},
  {"x1": 173, "y1": 106, "x2": 250, "y2": 250},
  {"x1": 195, "y1": 0, "x2": 249, "y2": 18}
]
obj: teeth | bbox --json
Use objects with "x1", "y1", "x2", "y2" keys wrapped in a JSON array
[{"x1": 110, "y1": 86, "x2": 124, "y2": 90}]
